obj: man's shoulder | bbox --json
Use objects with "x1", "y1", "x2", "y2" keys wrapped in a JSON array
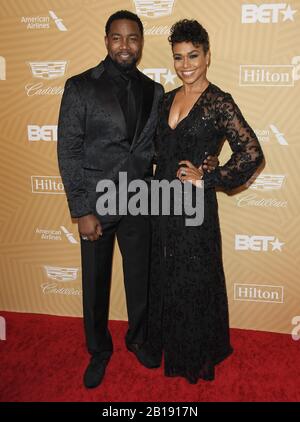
[
  {"x1": 138, "y1": 70, "x2": 164, "y2": 92},
  {"x1": 66, "y1": 61, "x2": 105, "y2": 85}
]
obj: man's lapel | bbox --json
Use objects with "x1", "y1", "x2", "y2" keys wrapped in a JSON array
[
  {"x1": 90, "y1": 62, "x2": 155, "y2": 145},
  {"x1": 91, "y1": 62, "x2": 127, "y2": 137},
  {"x1": 130, "y1": 72, "x2": 155, "y2": 149}
]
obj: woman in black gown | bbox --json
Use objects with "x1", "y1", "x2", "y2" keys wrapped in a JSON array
[{"x1": 146, "y1": 20, "x2": 264, "y2": 383}]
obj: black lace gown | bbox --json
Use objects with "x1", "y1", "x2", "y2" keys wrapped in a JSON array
[{"x1": 147, "y1": 83, "x2": 264, "y2": 384}]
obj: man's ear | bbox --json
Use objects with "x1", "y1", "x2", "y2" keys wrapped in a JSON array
[{"x1": 104, "y1": 36, "x2": 108, "y2": 50}]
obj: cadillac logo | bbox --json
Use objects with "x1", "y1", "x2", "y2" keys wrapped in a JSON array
[
  {"x1": 44, "y1": 265, "x2": 79, "y2": 282},
  {"x1": 133, "y1": 0, "x2": 175, "y2": 18},
  {"x1": 28, "y1": 61, "x2": 67, "y2": 79}
]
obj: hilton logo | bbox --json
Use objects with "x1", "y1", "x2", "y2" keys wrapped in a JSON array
[
  {"x1": 240, "y1": 65, "x2": 294, "y2": 86},
  {"x1": 234, "y1": 283, "x2": 284, "y2": 303},
  {"x1": 31, "y1": 176, "x2": 65, "y2": 194}
]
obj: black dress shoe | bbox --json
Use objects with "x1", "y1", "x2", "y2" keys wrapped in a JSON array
[
  {"x1": 126, "y1": 343, "x2": 160, "y2": 369},
  {"x1": 83, "y1": 356, "x2": 109, "y2": 388}
]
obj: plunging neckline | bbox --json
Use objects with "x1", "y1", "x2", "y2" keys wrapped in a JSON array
[{"x1": 167, "y1": 82, "x2": 210, "y2": 131}]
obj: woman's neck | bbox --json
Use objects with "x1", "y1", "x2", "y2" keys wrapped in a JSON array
[{"x1": 182, "y1": 78, "x2": 209, "y2": 95}]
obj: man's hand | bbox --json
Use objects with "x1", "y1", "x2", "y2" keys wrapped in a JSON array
[
  {"x1": 202, "y1": 155, "x2": 219, "y2": 172},
  {"x1": 78, "y1": 214, "x2": 102, "y2": 241},
  {"x1": 177, "y1": 160, "x2": 204, "y2": 187}
]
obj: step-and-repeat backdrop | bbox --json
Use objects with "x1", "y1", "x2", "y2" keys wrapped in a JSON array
[{"x1": 1, "y1": 0, "x2": 299, "y2": 335}]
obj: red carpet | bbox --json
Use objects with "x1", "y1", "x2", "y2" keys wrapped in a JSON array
[{"x1": 0, "y1": 311, "x2": 299, "y2": 402}]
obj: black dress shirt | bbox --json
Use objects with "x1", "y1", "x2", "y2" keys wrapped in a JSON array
[{"x1": 104, "y1": 55, "x2": 141, "y2": 143}]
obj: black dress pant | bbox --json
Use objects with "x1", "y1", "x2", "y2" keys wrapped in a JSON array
[{"x1": 80, "y1": 214, "x2": 151, "y2": 359}]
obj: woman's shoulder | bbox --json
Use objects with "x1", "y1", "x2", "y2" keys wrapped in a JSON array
[
  {"x1": 206, "y1": 83, "x2": 237, "y2": 114},
  {"x1": 208, "y1": 83, "x2": 232, "y2": 101}
]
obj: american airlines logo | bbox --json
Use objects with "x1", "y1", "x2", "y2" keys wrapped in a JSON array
[
  {"x1": 0, "y1": 56, "x2": 5, "y2": 80},
  {"x1": 247, "y1": 174, "x2": 286, "y2": 191},
  {"x1": 21, "y1": 10, "x2": 68, "y2": 31},
  {"x1": 31, "y1": 176, "x2": 65, "y2": 194},
  {"x1": 36, "y1": 226, "x2": 78, "y2": 244},
  {"x1": 142, "y1": 68, "x2": 177, "y2": 85},
  {"x1": 28, "y1": 61, "x2": 67, "y2": 80},
  {"x1": 254, "y1": 125, "x2": 288, "y2": 145},
  {"x1": 48, "y1": 11, "x2": 68, "y2": 31},
  {"x1": 241, "y1": 3, "x2": 297, "y2": 24},
  {"x1": 133, "y1": 0, "x2": 175, "y2": 18},
  {"x1": 28, "y1": 125, "x2": 57, "y2": 141},
  {"x1": 234, "y1": 284, "x2": 284, "y2": 303},
  {"x1": 235, "y1": 235, "x2": 284, "y2": 252},
  {"x1": 44, "y1": 265, "x2": 79, "y2": 282}
]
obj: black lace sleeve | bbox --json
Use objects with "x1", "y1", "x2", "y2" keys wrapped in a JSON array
[{"x1": 204, "y1": 93, "x2": 264, "y2": 190}]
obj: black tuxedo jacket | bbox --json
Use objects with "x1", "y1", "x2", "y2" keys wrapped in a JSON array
[{"x1": 57, "y1": 61, "x2": 164, "y2": 218}]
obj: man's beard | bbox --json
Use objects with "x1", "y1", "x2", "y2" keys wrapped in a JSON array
[{"x1": 113, "y1": 55, "x2": 139, "y2": 72}]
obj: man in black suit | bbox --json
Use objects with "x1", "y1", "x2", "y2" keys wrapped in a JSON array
[{"x1": 58, "y1": 10, "x2": 164, "y2": 388}]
